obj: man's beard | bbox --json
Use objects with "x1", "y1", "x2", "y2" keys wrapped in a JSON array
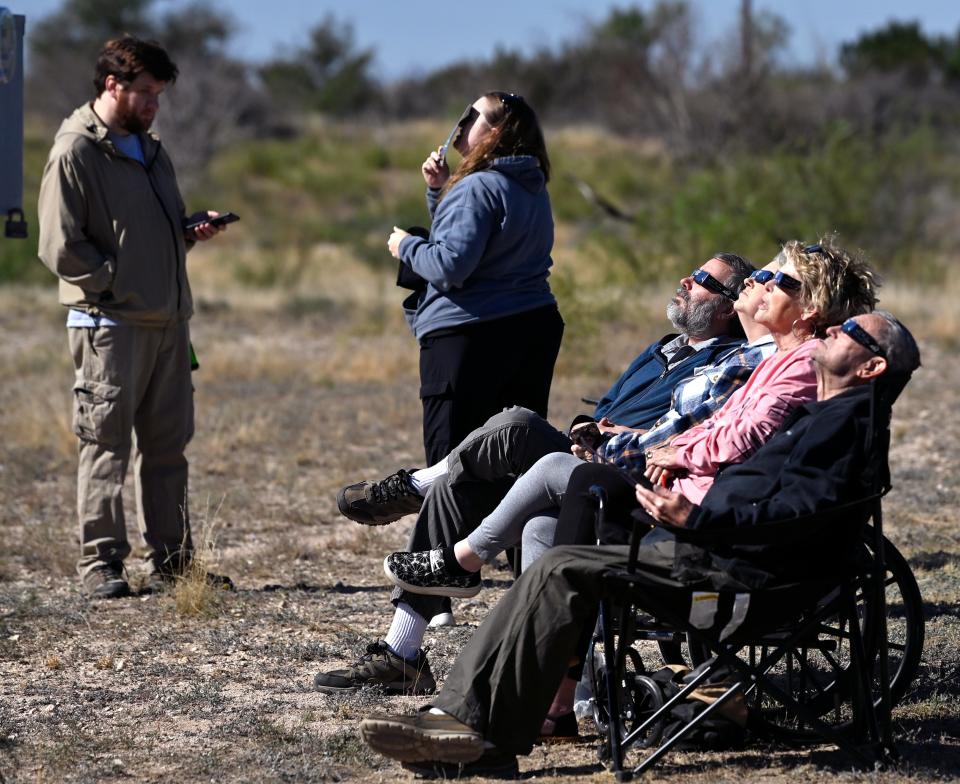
[
  {"x1": 667, "y1": 289, "x2": 725, "y2": 335},
  {"x1": 115, "y1": 103, "x2": 151, "y2": 135}
]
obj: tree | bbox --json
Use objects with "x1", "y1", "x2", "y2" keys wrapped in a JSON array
[
  {"x1": 27, "y1": 0, "x2": 154, "y2": 119},
  {"x1": 840, "y1": 21, "x2": 945, "y2": 85},
  {"x1": 27, "y1": 0, "x2": 266, "y2": 192},
  {"x1": 259, "y1": 16, "x2": 379, "y2": 117}
]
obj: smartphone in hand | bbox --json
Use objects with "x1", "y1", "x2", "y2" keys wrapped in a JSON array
[
  {"x1": 184, "y1": 212, "x2": 240, "y2": 231},
  {"x1": 571, "y1": 422, "x2": 606, "y2": 451}
]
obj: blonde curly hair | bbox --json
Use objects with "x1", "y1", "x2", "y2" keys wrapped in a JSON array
[{"x1": 775, "y1": 238, "x2": 880, "y2": 333}]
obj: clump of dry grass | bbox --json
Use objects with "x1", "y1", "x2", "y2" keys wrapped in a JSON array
[
  {"x1": 171, "y1": 499, "x2": 232, "y2": 617},
  {"x1": 172, "y1": 556, "x2": 230, "y2": 617}
]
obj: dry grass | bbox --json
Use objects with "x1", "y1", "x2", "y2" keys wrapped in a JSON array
[
  {"x1": 879, "y1": 279, "x2": 960, "y2": 349},
  {"x1": 0, "y1": 273, "x2": 957, "y2": 783}
]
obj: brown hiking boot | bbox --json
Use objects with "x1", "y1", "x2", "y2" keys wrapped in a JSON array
[
  {"x1": 359, "y1": 709, "x2": 484, "y2": 764},
  {"x1": 313, "y1": 641, "x2": 435, "y2": 695},
  {"x1": 336, "y1": 468, "x2": 423, "y2": 525}
]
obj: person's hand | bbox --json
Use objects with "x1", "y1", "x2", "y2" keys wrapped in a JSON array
[
  {"x1": 571, "y1": 443, "x2": 594, "y2": 461},
  {"x1": 185, "y1": 210, "x2": 224, "y2": 241},
  {"x1": 387, "y1": 226, "x2": 410, "y2": 259},
  {"x1": 644, "y1": 445, "x2": 680, "y2": 469},
  {"x1": 635, "y1": 483, "x2": 693, "y2": 526},
  {"x1": 422, "y1": 146, "x2": 450, "y2": 189},
  {"x1": 643, "y1": 444, "x2": 680, "y2": 486},
  {"x1": 597, "y1": 416, "x2": 634, "y2": 435},
  {"x1": 644, "y1": 463, "x2": 673, "y2": 487}
]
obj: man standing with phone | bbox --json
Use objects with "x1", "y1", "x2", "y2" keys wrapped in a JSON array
[{"x1": 38, "y1": 36, "x2": 229, "y2": 598}]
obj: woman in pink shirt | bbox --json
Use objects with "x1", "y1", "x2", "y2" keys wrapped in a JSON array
[{"x1": 645, "y1": 240, "x2": 879, "y2": 501}]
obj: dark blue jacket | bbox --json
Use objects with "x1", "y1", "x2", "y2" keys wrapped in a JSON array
[{"x1": 593, "y1": 335, "x2": 745, "y2": 429}]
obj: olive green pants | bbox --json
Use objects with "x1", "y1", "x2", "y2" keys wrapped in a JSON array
[{"x1": 68, "y1": 322, "x2": 194, "y2": 576}]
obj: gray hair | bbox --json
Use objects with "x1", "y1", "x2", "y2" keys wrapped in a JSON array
[
  {"x1": 868, "y1": 310, "x2": 921, "y2": 376},
  {"x1": 713, "y1": 252, "x2": 754, "y2": 294}
]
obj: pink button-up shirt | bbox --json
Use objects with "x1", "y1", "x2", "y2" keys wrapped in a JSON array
[{"x1": 669, "y1": 339, "x2": 819, "y2": 503}]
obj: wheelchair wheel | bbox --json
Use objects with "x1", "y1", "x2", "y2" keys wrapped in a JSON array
[
  {"x1": 688, "y1": 532, "x2": 924, "y2": 741},
  {"x1": 590, "y1": 645, "x2": 666, "y2": 750}
]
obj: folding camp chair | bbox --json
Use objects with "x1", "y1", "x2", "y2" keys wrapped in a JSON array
[{"x1": 590, "y1": 376, "x2": 923, "y2": 779}]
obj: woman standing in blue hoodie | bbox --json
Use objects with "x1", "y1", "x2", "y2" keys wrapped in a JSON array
[{"x1": 388, "y1": 92, "x2": 564, "y2": 464}]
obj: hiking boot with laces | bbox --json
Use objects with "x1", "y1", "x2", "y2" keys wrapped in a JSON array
[
  {"x1": 384, "y1": 547, "x2": 481, "y2": 598},
  {"x1": 336, "y1": 468, "x2": 423, "y2": 526},
  {"x1": 314, "y1": 641, "x2": 436, "y2": 695},
  {"x1": 82, "y1": 561, "x2": 131, "y2": 600},
  {"x1": 359, "y1": 709, "x2": 484, "y2": 764}
]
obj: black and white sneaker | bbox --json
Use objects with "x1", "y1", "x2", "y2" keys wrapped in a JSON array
[
  {"x1": 336, "y1": 468, "x2": 423, "y2": 526},
  {"x1": 384, "y1": 547, "x2": 481, "y2": 598}
]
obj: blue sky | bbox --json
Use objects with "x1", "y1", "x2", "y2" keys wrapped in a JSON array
[{"x1": 14, "y1": 0, "x2": 960, "y2": 78}]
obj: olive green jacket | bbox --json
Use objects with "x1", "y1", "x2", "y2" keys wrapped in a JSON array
[{"x1": 38, "y1": 103, "x2": 194, "y2": 326}]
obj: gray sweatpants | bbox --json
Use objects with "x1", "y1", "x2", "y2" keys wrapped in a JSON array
[
  {"x1": 466, "y1": 451, "x2": 583, "y2": 568},
  {"x1": 69, "y1": 322, "x2": 194, "y2": 575},
  {"x1": 390, "y1": 407, "x2": 573, "y2": 621}
]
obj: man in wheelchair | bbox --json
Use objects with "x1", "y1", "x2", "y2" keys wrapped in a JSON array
[{"x1": 357, "y1": 311, "x2": 920, "y2": 777}]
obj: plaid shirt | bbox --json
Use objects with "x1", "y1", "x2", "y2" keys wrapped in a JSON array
[{"x1": 597, "y1": 335, "x2": 777, "y2": 471}]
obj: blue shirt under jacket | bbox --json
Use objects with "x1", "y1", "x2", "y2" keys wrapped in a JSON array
[{"x1": 398, "y1": 155, "x2": 557, "y2": 340}]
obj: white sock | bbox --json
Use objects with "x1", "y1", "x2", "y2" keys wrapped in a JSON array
[
  {"x1": 384, "y1": 602, "x2": 428, "y2": 661},
  {"x1": 410, "y1": 459, "x2": 449, "y2": 494}
]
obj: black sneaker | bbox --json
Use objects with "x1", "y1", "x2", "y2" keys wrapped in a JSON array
[
  {"x1": 82, "y1": 562, "x2": 131, "y2": 600},
  {"x1": 384, "y1": 547, "x2": 481, "y2": 598},
  {"x1": 314, "y1": 641, "x2": 436, "y2": 695},
  {"x1": 336, "y1": 468, "x2": 423, "y2": 526}
]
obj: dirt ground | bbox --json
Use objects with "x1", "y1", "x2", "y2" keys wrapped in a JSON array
[{"x1": 1, "y1": 284, "x2": 958, "y2": 783}]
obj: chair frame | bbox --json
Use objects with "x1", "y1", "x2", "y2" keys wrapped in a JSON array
[{"x1": 592, "y1": 378, "x2": 917, "y2": 779}]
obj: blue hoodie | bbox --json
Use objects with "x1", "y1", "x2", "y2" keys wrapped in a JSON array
[{"x1": 398, "y1": 155, "x2": 557, "y2": 339}]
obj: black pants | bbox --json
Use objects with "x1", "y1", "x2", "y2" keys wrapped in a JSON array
[
  {"x1": 553, "y1": 461, "x2": 645, "y2": 548},
  {"x1": 550, "y1": 461, "x2": 650, "y2": 682},
  {"x1": 419, "y1": 304, "x2": 564, "y2": 465}
]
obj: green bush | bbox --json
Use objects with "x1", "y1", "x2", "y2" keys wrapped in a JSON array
[
  {"x1": 6, "y1": 119, "x2": 955, "y2": 289},
  {"x1": 566, "y1": 125, "x2": 951, "y2": 283}
]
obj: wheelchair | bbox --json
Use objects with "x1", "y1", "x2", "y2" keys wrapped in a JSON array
[
  {"x1": 588, "y1": 521, "x2": 924, "y2": 753},
  {"x1": 582, "y1": 378, "x2": 923, "y2": 778}
]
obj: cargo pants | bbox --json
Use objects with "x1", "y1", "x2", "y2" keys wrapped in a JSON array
[{"x1": 68, "y1": 322, "x2": 194, "y2": 576}]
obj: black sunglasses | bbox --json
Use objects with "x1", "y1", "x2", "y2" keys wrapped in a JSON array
[
  {"x1": 773, "y1": 270, "x2": 803, "y2": 292},
  {"x1": 749, "y1": 269, "x2": 775, "y2": 284},
  {"x1": 803, "y1": 243, "x2": 836, "y2": 259},
  {"x1": 439, "y1": 105, "x2": 481, "y2": 163},
  {"x1": 492, "y1": 91, "x2": 524, "y2": 110},
  {"x1": 842, "y1": 318, "x2": 886, "y2": 358},
  {"x1": 690, "y1": 269, "x2": 738, "y2": 300}
]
